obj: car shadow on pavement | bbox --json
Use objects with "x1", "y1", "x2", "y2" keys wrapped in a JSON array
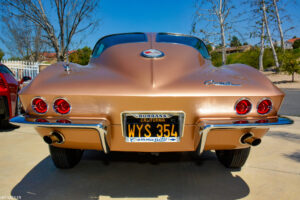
[
  {"x1": 284, "y1": 152, "x2": 300, "y2": 162},
  {"x1": 267, "y1": 131, "x2": 300, "y2": 143},
  {"x1": 11, "y1": 151, "x2": 249, "y2": 200},
  {"x1": 0, "y1": 125, "x2": 19, "y2": 132}
]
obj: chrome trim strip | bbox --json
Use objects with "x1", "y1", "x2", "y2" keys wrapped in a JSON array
[
  {"x1": 204, "y1": 80, "x2": 241, "y2": 86},
  {"x1": 10, "y1": 115, "x2": 110, "y2": 154},
  {"x1": 197, "y1": 116, "x2": 293, "y2": 155}
]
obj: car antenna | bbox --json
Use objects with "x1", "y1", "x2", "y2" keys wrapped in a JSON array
[
  {"x1": 64, "y1": 15, "x2": 71, "y2": 74},
  {"x1": 64, "y1": 51, "x2": 70, "y2": 73}
]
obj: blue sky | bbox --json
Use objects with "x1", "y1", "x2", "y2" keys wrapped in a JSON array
[
  {"x1": 1, "y1": 0, "x2": 300, "y2": 56},
  {"x1": 75, "y1": 0, "x2": 300, "y2": 49},
  {"x1": 77, "y1": 0, "x2": 196, "y2": 49}
]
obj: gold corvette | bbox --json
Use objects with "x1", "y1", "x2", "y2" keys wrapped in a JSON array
[{"x1": 10, "y1": 32, "x2": 293, "y2": 169}]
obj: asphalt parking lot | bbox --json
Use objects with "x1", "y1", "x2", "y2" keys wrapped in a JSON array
[
  {"x1": 0, "y1": 89, "x2": 299, "y2": 200},
  {"x1": 280, "y1": 89, "x2": 300, "y2": 116}
]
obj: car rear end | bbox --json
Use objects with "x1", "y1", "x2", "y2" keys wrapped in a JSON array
[{"x1": 13, "y1": 93, "x2": 291, "y2": 151}]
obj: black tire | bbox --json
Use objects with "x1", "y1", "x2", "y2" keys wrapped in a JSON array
[
  {"x1": 216, "y1": 147, "x2": 251, "y2": 168},
  {"x1": 49, "y1": 145, "x2": 83, "y2": 169},
  {"x1": 0, "y1": 119, "x2": 10, "y2": 129}
]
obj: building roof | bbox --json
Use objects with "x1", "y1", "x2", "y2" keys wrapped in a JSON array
[
  {"x1": 214, "y1": 45, "x2": 252, "y2": 53},
  {"x1": 287, "y1": 38, "x2": 300, "y2": 44},
  {"x1": 41, "y1": 50, "x2": 77, "y2": 59}
]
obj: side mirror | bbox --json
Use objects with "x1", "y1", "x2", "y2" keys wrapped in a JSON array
[{"x1": 19, "y1": 76, "x2": 32, "y2": 84}]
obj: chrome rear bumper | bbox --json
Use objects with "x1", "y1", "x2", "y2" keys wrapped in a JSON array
[{"x1": 10, "y1": 115, "x2": 293, "y2": 154}]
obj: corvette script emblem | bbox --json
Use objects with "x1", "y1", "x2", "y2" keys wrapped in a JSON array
[
  {"x1": 141, "y1": 49, "x2": 164, "y2": 58},
  {"x1": 204, "y1": 80, "x2": 241, "y2": 86}
]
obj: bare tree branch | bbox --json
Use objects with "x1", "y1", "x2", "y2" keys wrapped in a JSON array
[
  {"x1": 192, "y1": 0, "x2": 236, "y2": 65},
  {"x1": 1, "y1": 0, "x2": 100, "y2": 61}
]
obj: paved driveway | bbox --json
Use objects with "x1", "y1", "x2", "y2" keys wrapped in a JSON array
[
  {"x1": 0, "y1": 88, "x2": 299, "y2": 200},
  {"x1": 0, "y1": 116, "x2": 299, "y2": 200},
  {"x1": 280, "y1": 89, "x2": 300, "y2": 116}
]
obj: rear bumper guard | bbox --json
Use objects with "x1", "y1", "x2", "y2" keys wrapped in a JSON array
[
  {"x1": 10, "y1": 115, "x2": 110, "y2": 153},
  {"x1": 197, "y1": 116, "x2": 294, "y2": 155}
]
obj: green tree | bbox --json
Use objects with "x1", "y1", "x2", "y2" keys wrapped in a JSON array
[
  {"x1": 0, "y1": 49, "x2": 4, "y2": 60},
  {"x1": 230, "y1": 36, "x2": 241, "y2": 47},
  {"x1": 280, "y1": 52, "x2": 300, "y2": 82},
  {"x1": 293, "y1": 40, "x2": 300, "y2": 49},
  {"x1": 69, "y1": 47, "x2": 92, "y2": 65},
  {"x1": 206, "y1": 44, "x2": 213, "y2": 52}
]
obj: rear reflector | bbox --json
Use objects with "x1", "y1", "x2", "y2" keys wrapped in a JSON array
[
  {"x1": 32, "y1": 98, "x2": 48, "y2": 114},
  {"x1": 234, "y1": 120, "x2": 249, "y2": 124},
  {"x1": 235, "y1": 99, "x2": 252, "y2": 115}
]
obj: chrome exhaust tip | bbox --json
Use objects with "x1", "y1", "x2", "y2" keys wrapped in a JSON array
[
  {"x1": 241, "y1": 133, "x2": 261, "y2": 146},
  {"x1": 43, "y1": 131, "x2": 64, "y2": 145}
]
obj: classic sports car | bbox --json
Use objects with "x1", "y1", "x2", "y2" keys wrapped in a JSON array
[
  {"x1": 0, "y1": 64, "x2": 30, "y2": 128},
  {"x1": 10, "y1": 32, "x2": 293, "y2": 169}
]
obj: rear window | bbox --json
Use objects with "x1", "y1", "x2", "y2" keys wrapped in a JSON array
[
  {"x1": 0, "y1": 65, "x2": 14, "y2": 76},
  {"x1": 92, "y1": 33, "x2": 147, "y2": 58},
  {"x1": 156, "y1": 33, "x2": 210, "y2": 59}
]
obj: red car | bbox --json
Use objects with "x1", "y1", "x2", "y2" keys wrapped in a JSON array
[{"x1": 0, "y1": 64, "x2": 30, "y2": 128}]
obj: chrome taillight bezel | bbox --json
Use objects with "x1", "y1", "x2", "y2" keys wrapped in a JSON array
[
  {"x1": 31, "y1": 97, "x2": 49, "y2": 114},
  {"x1": 53, "y1": 97, "x2": 71, "y2": 115},
  {"x1": 257, "y1": 98, "x2": 273, "y2": 115},
  {"x1": 234, "y1": 98, "x2": 252, "y2": 115}
]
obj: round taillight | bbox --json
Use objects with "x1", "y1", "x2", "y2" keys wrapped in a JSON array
[
  {"x1": 235, "y1": 99, "x2": 252, "y2": 115},
  {"x1": 35, "y1": 118, "x2": 49, "y2": 123},
  {"x1": 257, "y1": 99, "x2": 272, "y2": 115},
  {"x1": 53, "y1": 98, "x2": 71, "y2": 114},
  {"x1": 32, "y1": 98, "x2": 48, "y2": 114},
  {"x1": 56, "y1": 119, "x2": 71, "y2": 124}
]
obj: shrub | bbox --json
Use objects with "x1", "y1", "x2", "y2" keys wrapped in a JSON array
[
  {"x1": 211, "y1": 48, "x2": 275, "y2": 69},
  {"x1": 211, "y1": 52, "x2": 223, "y2": 67},
  {"x1": 69, "y1": 46, "x2": 92, "y2": 65},
  {"x1": 293, "y1": 40, "x2": 300, "y2": 49},
  {"x1": 280, "y1": 51, "x2": 300, "y2": 82},
  {"x1": 0, "y1": 49, "x2": 4, "y2": 61}
]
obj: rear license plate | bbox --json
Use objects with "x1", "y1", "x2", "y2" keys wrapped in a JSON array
[{"x1": 122, "y1": 112, "x2": 185, "y2": 143}]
